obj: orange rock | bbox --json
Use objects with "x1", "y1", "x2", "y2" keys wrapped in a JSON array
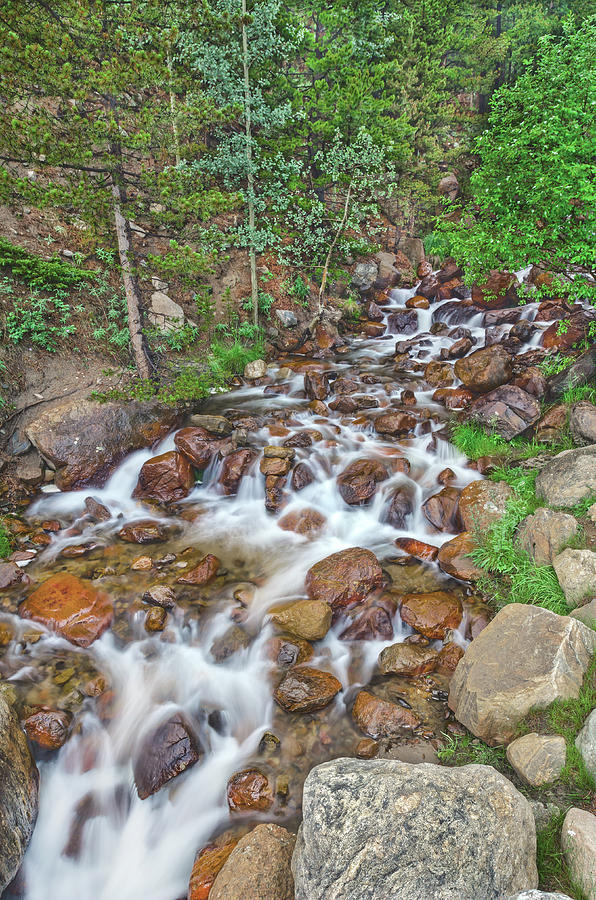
[
  {"x1": 394, "y1": 537, "x2": 438, "y2": 562},
  {"x1": 278, "y1": 508, "x2": 326, "y2": 537},
  {"x1": 227, "y1": 769, "x2": 273, "y2": 813},
  {"x1": 406, "y1": 295, "x2": 430, "y2": 309},
  {"x1": 436, "y1": 642, "x2": 465, "y2": 675},
  {"x1": 19, "y1": 573, "x2": 113, "y2": 647},
  {"x1": 399, "y1": 590, "x2": 462, "y2": 639},
  {"x1": 437, "y1": 532, "x2": 484, "y2": 582},
  {"x1": 188, "y1": 834, "x2": 240, "y2": 900},
  {"x1": 132, "y1": 450, "x2": 195, "y2": 504},
  {"x1": 23, "y1": 708, "x2": 71, "y2": 750},
  {"x1": 176, "y1": 554, "x2": 220, "y2": 586},
  {"x1": 352, "y1": 690, "x2": 420, "y2": 737}
]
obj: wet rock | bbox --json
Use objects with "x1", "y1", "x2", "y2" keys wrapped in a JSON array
[
  {"x1": 219, "y1": 449, "x2": 257, "y2": 495},
  {"x1": 283, "y1": 431, "x2": 316, "y2": 448},
  {"x1": 454, "y1": 345, "x2": 513, "y2": 393},
  {"x1": 337, "y1": 458, "x2": 388, "y2": 505},
  {"x1": 142, "y1": 585, "x2": 176, "y2": 609},
  {"x1": 84, "y1": 496, "x2": 111, "y2": 521},
  {"x1": 365, "y1": 301, "x2": 384, "y2": 322},
  {"x1": 0, "y1": 561, "x2": 30, "y2": 590},
  {"x1": 458, "y1": 479, "x2": 512, "y2": 532},
  {"x1": 387, "y1": 310, "x2": 418, "y2": 334},
  {"x1": 449, "y1": 604, "x2": 596, "y2": 744},
  {"x1": 211, "y1": 625, "x2": 251, "y2": 661},
  {"x1": 536, "y1": 404, "x2": 568, "y2": 443},
  {"x1": 442, "y1": 336, "x2": 473, "y2": 359},
  {"x1": 356, "y1": 738, "x2": 379, "y2": 758},
  {"x1": 575, "y1": 710, "x2": 596, "y2": 779},
  {"x1": 61, "y1": 542, "x2": 99, "y2": 559},
  {"x1": 352, "y1": 690, "x2": 420, "y2": 737},
  {"x1": 553, "y1": 549, "x2": 596, "y2": 607},
  {"x1": 304, "y1": 372, "x2": 329, "y2": 401},
  {"x1": 436, "y1": 641, "x2": 465, "y2": 675},
  {"x1": 227, "y1": 769, "x2": 273, "y2": 812},
  {"x1": 25, "y1": 398, "x2": 182, "y2": 490},
  {"x1": 394, "y1": 537, "x2": 438, "y2": 562},
  {"x1": 23, "y1": 708, "x2": 71, "y2": 750},
  {"x1": 406, "y1": 294, "x2": 430, "y2": 309},
  {"x1": 176, "y1": 553, "x2": 220, "y2": 586},
  {"x1": 19, "y1": 573, "x2": 113, "y2": 648},
  {"x1": 267, "y1": 635, "x2": 314, "y2": 668},
  {"x1": 260, "y1": 456, "x2": 292, "y2": 476},
  {"x1": 118, "y1": 519, "x2": 167, "y2": 543},
  {"x1": 265, "y1": 474, "x2": 287, "y2": 513},
  {"x1": 274, "y1": 666, "x2": 342, "y2": 713},
  {"x1": 0, "y1": 690, "x2": 38, "y2": 893},
  {"x1": 292, "y1": 758, "x2": 537, "y2": 900},
  {"x1": 270, "y1": 599, "x2": 332, "y2": 642},
  {"x1": 210, "y1": 823, "x2": 295, "y2": 900},
  {"x1": 278, "y1": 508, "x2": 326, "y2": 537},
  {"x1": 422, "y1": 486, "x2": 462, "y2": 533},
  {"x1": 471, "y1": 270, "x2": 519, "y2": 309},
  {"x1": 133, "y1": 713, "x2": 201, "y2": 799},
  {"x1": 570, "y1": 401, "x2": 596, "y2": 446},
  {"x1": 306, "y1": 547, "x2": 383, "y2": 611},
  {"x1": 132, "y1": 450, "x2": 194, "y2": 504},
  {"x1": 549, "y1": 346, "x2": 596, "y2": 398},
  {"x1": 145, "y1": 606, "x2": 167, "y2": 632},
  {"x1": 432, "y1": 387, "x2": 474, "y2": 409},
  {"x1": 562, "y1": 808, "x2": 596, "y2": 900},
  {"x1": 188, "y1": 831, "x2": 241, "y2": 900},
  {"x1": 400, "y1": 590, "x2": 462, "y2": 639},
  {"x1": 437, "y1": 532, "x2": 484, "y2": 581},
  {"x1": 339, "y1": 606, "x2": 394, "y2": 641},
  {"x1": 517, "y1": 508, "x2": 578, "y2": 566},
  {"x1": 384, "y1": 485, "x2": 415, "y2": 529},
  {"x1": 424, "y1": 360, "x2": 454, "y2": 387},
  {"x1": 541, "y1": 319, "x2": 588, "y2": 351},
  {"x1": 469, "y1": 385, "x2": 541, "y2": 440},
  {"x1": 174, "y1": 427, "x2": 224, "y2": 468},
  {"x1": 416, "y1": 274, "x2": 441, "y2": 300},
  {"x1": 378, "y1": 642, "x2": 438, "y2": 676},
  {"x1": 506, "y1": 733, "x2": 566, "y2": 787},
  {"x1": 535, "y1": 445, "x2": 596, "y2": 507},
  {"x1": 373, "y1": 411, "x2": 416, "y2": 436}
]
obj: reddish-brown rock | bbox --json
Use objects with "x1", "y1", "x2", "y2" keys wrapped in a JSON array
[
  {"x1": 291, "y1": 462, "x2": 314, "y2": 492},
  {"x1": 84, "y1": 497, "x2": 111, "y2": 521},
  {"x1": 260, "y1": 456, "x2": 292, "y2": 476},
  {"x1": 339, "y1": 606, "x2": 394, "y2": 641},
  {"x1": 118, "y1": 519, "x2": 167, "y2": 544},
  {"x1": 188, "y1": 833, "x2": 240, "y2": 900},
  {"x1": 278, "y1": 508, "x2": 326, "y2": 537},
  {"x1": 304, "y1": 372, "x2": 330, "y2": 401},
  {"x1": 387, "y1": 310, "x2": 419, "y2": 334},
  {"x1": 536, "y1": 404, "x2": 568, "y2": 443},
  {"x1": 352, "y1": 690, "x2": 420, "y2": 737},
  {"x1": 19, "y1": 574, "x2": 113, "y2": 647},
  {"x1": 454, "y1": 346, "x2": 513, "y2": 393},
  {"x1": 406, "y1": 295, "x2": 430, "y2": 310},
  {"x1": 219, "y1": 449, "x2": 257, "y2": 495},
  {"x1": 458, "y1": 479, "x2": 513, "y2": 532},
  {"x1": 337, "y1": 458, "x2": 388, "y2": 505},
  {"x1": 227, "y1": 769, "x2": 273, "y2": 813},
  {"x1": 422, "y1": 486, "x2": 462, "y2": 533},
  {"x1": 0, "y1": 561, "x2": 29, "y2": 590},
  {"x1": 394, "y1": 537, "x2": 439, "y2": 562},
  {"x1": 424, "y1": 361, "x2": 454, "y2": 388},
  {"x1": 274, "y1": 666, "x2": 342, "y2": 712},
  {"x1": 513, "y1": 367, "x2": 548, "y2": 399},
  {"x1": 374, "y1": 411, "x2": 416, "y2": 437},
  {"x1": 471, "y1": 271, "x2": 518, "y2": 309},
  {"x1": 469, "y1": 385, "x2": 541, "y2": 440},
  {"x1": 133, "y1": 713, "x2": 201, "y2": 799},
  {"x1": 384, "y1": 486, "x2": 415, "y2": 529},
  {"x1": 437, "y1": 532, "x2": 484, "y2": 582},
  {"x1": 23, "y1": 708, "x2": 71, "y2": 750},
  {"x1": 541, "y1": 320, "x2": 587, "y2": 351},
  {"x1": 436, "y1": 642, "x2": 465, "y2": 675},
  {"x1": 306, "y1": 548, "x2": 383, "y2": 611},
  {"x1": 174, "y1": 427, "x2": 224, "y2": 468},
  {"x1": 400, "y1": 590, "x2": 463, "y2": 639},
  {"x1": 176, "y1": 554, "x2": 220, "y2": 586},
  {"x1": 132, "y1": 451, "x2": 194, "y2": 504},
  {"x1": 378, "y1": 642, "x2": 439, "y2": 676}
]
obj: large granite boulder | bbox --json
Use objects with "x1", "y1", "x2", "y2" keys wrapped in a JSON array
[
  {"x1": 468, "y1": 385, "x2": 541, "y2": 440},
  {"x1": 458, "y1": 479, "x2": 512, "y2": 532},
  {"x1": 552, "y1": 548, "x2": 596, "y2": 607},
  {"x1": 0, "y1": 688, "x2": 39, "y2": 893},
  {"x1": 25, "y1": 398, "x2": 182, "y2": 490},
  {"x1": 535, "y1": 445, "x2": 596, "y2": 507},
  {"x1": 516, "y1": 509, "x2": 579, "y2": 566},
  {"x1": 562, "y1": 808, "x2": 596, "y2": 900},
  {"x1": 505, "y1": 733, "x2": 566, "y2": 786},
  {"x1": 292, "y1": 758, "x2": 538, "y2": 899},
  {"x1": 575, "y1": 709, "x2": 596, "y2": 779},
  {"x1": 569, "y1": 401, "x2": 596, "y2": 446},
  {"x1": 209, "y1": 824, "x2": 295, "y2": 900},
  {"x1": 449, "y1": 604, "x2": 596, "y2": 745}
]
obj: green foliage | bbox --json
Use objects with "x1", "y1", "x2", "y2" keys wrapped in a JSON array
[
  {"x1": 450, "y1": 422, "x2": 512, "y2": 459},
  {"x1": 436, "y1": 732, "x2": 507, "y2": 769},
  {"x1": 242, "y1": 292, "x2": 275, "y2": 319},
  {"x1": 561, "y1": 382, "x2": 596, "y2": 406},
  {"x1": 4, "y1": 288, "x2": 75, "y2": 351},
  {"x1": 438, "y1": 16, "x2": 596, "y2": 301},
  {"x1": 0, "y1": 524, "x2": 12, "y2": 559},
  {"x1": 285, "y1": 275, "x2": 309, "y2": 305},
  {"x1": 558, "y1": 495, "x2": 596, "y2": 518},
  {"x1": 0, "y1": 237, "x2": 95, "y2": 291},
  {"x1": 539, "y1": 354, "x2": 575, "y2": 378}
]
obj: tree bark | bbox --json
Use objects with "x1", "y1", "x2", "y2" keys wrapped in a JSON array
[
  {"x1": 318, "y1": 182, "x2": 352, "y2": 311},
  {"x1": 167, "y1": 45, "x2": 181, "y2": 166},
  {"x1": 241, "y1": 0, "x2": 259, "y2": 328}
]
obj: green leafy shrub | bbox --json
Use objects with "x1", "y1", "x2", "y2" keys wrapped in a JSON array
[
  {"x1": 5, "y1": 289, "x2": 75, "y2": 350},
  {"x1": 0, "y1": 237, "x2": 95, "y2": 290},
  {"x1": 0, "y1": 524, "x2": 12, "y2": 558}
]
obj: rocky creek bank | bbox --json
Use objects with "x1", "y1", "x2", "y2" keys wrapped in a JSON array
[{"x1": 1, "y1": 255, "x2": 596, "y2": 898}]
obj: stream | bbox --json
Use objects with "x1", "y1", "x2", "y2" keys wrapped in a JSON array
[{"x1": 1, "y1": 270, "x2": 549, "y2": 899}]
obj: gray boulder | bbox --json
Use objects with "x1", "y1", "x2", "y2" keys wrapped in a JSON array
[
  {"x1": 516, "y1": 508, "x2": 578, "y2": 566},
  {"x1": 571, "y1": 599, "x2": 596, "y2": 628},
  {"x1": 448, "y1": 604, "x2": 596, "y2": 745},
  {"x1": 535, "y1": 445, "x2": 596, "y2": 507},
  {"x1": 0, "y1": 688, "x2": 39, "y2": 892},
  {"x1": 576, "y1": 709, "x2": 596, "y2": 779},
  {"x1": 562, "y1": 808, "x2": 596, "y2": 900},
  {"x1": 351, "y1": 261, "x2": 378, "y2": 295},
  {"x1": 148, "y1": 290, "x2": 184, "y2": 331},
  {"x1": 275, "y1": 308, "x2": 298, "y2": 328},
  {"x1": 210, "y1": 823, "x2": 295, "y2": 900},
  {"x1": 292, "y1": 757, "x2": 538, "y2": 900},
  {"x1": 570, "y1": 401, "x2": 596, "y2": 445},
  {"x1": 504, "y1": 893, "x2": 573, "y2": 899},
  {"x1": 553, "y1": 548, "x2": 596, "y2": 607}
]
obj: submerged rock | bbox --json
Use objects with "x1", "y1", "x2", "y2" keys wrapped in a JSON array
[
  {"x1": 133, "y1": 713, "x2": 201, "y2": 799},
  {"x1": 351, "y1": 690, "x2": 420, "y2": 737},
  {"x1": 292, "y1": 758, "x2": 538, "y2": 900},
  {"x1": 176, "y1": 553, "x2": 220, "y2": 586},
  {"x1": 19, "y1": 573, "x2": 113, "y2": 648},
  {"x1": 227, "y1": 769, "x2": 273, "y2": 813},
  {"x1": 0, "y1": 689, "x2": 39, "y2": 893},
  {"x1": 378, "y1": 642, "x2": 438, "y2": 676},
  {"x1": 118, "y1": 519, "x2": 167, "y2": 543},
  {"x1": 449, "y1": 604, "x2": 596, "y2": 744}
]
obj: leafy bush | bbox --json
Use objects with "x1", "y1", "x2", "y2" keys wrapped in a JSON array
[
  {"x1": 0, "y1": 237, "x2": 95, "y2": 290},
  {"x1": 5, "y1": 288, "x2": 75, "y2": 350},
  {"x1": 0, "y1": 524, "x2": 12, "y2": 558}
]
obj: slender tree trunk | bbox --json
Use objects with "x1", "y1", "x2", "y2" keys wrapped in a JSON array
[
  {"x1": 241, "y1": 0, "x2": 259, "y2": 328},
  {"x1": 167, "y1": 45, "x2": 181, "y2": 166},
  {"x1": 318, "y1": 183, "x2": 352, "y2": 312}
]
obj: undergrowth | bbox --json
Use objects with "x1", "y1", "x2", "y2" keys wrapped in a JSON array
[
  {"x1": 0, "y1": 524, "x2": 12, "y2": 559},
  {"x1": 0, "y1": 236, "x2": 95, "y2": 290},
  {"x1": 450, "y1": 422, "x2": 573, "y2": 461}
]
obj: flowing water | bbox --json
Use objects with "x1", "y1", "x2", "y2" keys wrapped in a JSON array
[{"x1": 1, "y1": 274, "x2": 550, "y2": 899}]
